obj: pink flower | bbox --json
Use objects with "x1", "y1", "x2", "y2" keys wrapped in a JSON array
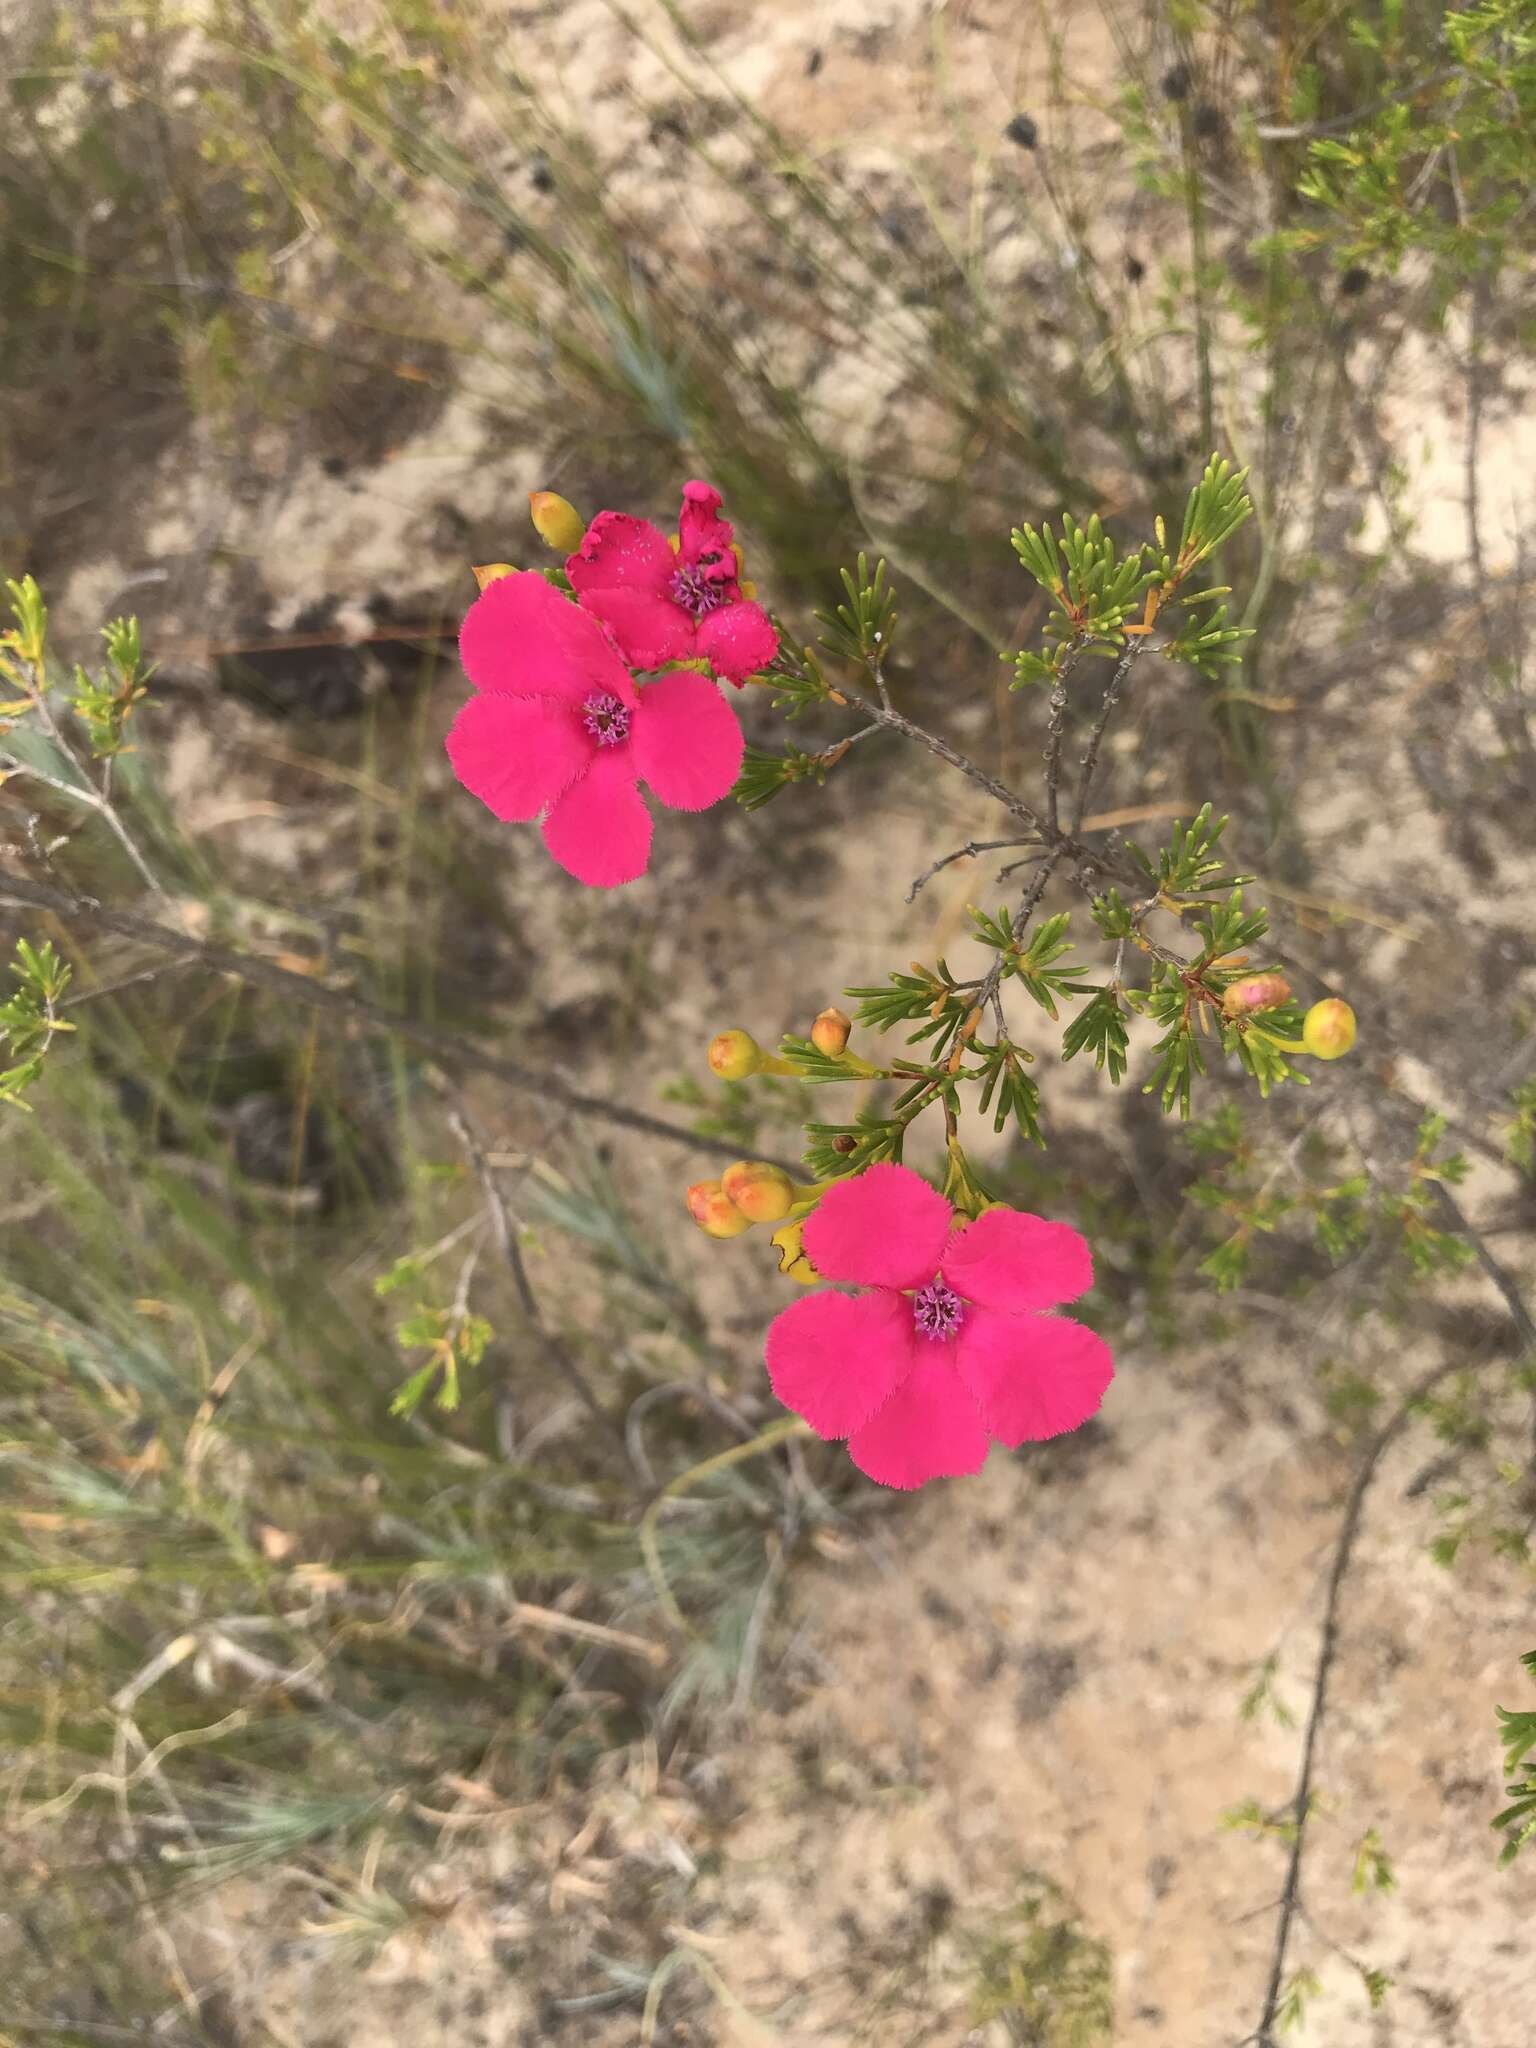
[
  {"x1": 565, "y1": 480, "x2": 779, "y2": 686},
  {"x1": 448, "y1": 571, "x2": 744, "y2": 888},
  {"x1": 765, "y1": 1163, "x2": 1113, "y2": 1490}
]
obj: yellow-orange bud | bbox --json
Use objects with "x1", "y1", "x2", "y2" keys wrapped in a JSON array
[
  {"x1": 708, "y1": 1028, "x2": 762, "y2": 1081},
  {"x1": 528, "y1": 491, "x2": 587, "y2": 555},
  {"x1": 1221, "y1": 972, "x2": 1292, "y2": 1019},
  {"x1": 1302, "y1": 998, "x2": 1357, "y2": 1060},
  {"x1": 721, "y1": 1160, "x2": 795, "y2": 1223},
  {"x1": 685, "y1": 1179, "x2": 753, "y2": 1239},
  {"x1": 810, "y1": 1006, "x2": 853, "y2": 1057},
  {"x1": 471, "y1": 563, "x2": 518, "y2": 591},
  {"x1": 770, "y1": 1219, "x2": 818, "y2": 1284}
]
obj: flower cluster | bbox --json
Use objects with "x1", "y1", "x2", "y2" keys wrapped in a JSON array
[
  {"x1": 446, "y1": 471, "x2": 1361, "y2": 1497},
  {"x1": 446, "y1": 483, "x2": 778, "y2": 887}
]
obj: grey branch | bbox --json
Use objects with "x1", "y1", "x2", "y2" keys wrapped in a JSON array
[{"x1": 0, "y1": 869, "x2": 776, "y2": 1169}]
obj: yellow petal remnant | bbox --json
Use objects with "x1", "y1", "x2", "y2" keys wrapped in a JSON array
[
  {"x1": 770, "y1": 1220, "x2": 819, "y2": 1284},
  {"x1": 471, "y1": 563, "x2": 518, "y2": 591},
  {"x1": 528, "y1": 491, "x2": 587, "y2": 554}
]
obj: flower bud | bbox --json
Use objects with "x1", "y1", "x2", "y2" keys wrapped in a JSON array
[
  {"x1": 770, "y1": 1220, "x2": 818, "y2": 1284},
  {"x1": 721, "y1": 1160, "x2": 795, "y2": 1224},
  {"x1": 707, "y1": 1028, "x2": 762, "y2": 1081},
  {"x1": 810, "y1": 1006, "x2": 852, "y2": 1057},
  {"x1": 471, "y1": 563, "x2": 518, "y2": 591},
  {"x1": 1302, "y1": 999, "x2": 1357, "y2": 1061},
  {"x1": 685, "y1": 1179, "x2": 753, "y2": 1239},
  {"x1": 528, "y1": 491, "x2": 587, "y2": 555},
  {"x1": 1221, "y1": 972, "x2": 1292, "y2": 1019}
]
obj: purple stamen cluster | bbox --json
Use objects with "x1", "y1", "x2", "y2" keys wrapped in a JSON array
[
  {"x1": 912, "y1": 1276, "x2": 965, "y2": 1341},
  {"x1": 581, "y1": 691, "x2": 630, "y2": 746},
  {"x1": 669, "y1": 564, "x2": 729, "y2": 617}
]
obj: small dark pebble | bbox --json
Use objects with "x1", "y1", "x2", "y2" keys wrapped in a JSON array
[
  {"x1": 1340, "y1": 265, "x2": 1371, "y2": 296},
  {"x1": 1004, "y1": 112, "x2": 1038, "y2": 149},
  {"x1": 1125, "y1": 253, "x2": 1146, "y2": 283}
]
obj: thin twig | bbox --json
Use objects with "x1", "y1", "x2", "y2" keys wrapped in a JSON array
[
  {"x1": 834, "y1": 681, "x2": 1050, "y2": 839},
  {"x1": 2, "y1": 754, "x2": 168, "y2": 900},
  {"x1": 1180, "y1": 99, "x2": 1216, "y2": 459},
  {"x1": 447, "y1": 1105, "x2": 620, "y2": 1442},
  {"x1": 0, "y1": 870, "x2": 769, "y2": 1168},
  {"x1": 5, "y1": 655, "x2": 170, "y2": 901},
  {"x1": 625, "y1": 1380, "x2": 758, "y2": 1488},
  {"x1": 731, "y1": 1518, "x2": 796, "y2": 1719},
  {"x1": 1253, "y1": 64, "x2": 1458, "y2": 141},
  {"x1": 973, "y1": 843, "x2": 1067, "y2": 1034},
  {"x1": 1251, "y1": 1354, "x2": 1470, "y2": 2042},
  {"x1": 1435, "y1": 1184, "x2": 1536, "y2": 1357},
  {"x1": 509, "y1": 1599, "x2": 667, "y2": 1669},
  {"x1": 1043, "y1": 671, "x2": 1069, "y2": 841},
  {"x1": 905, "y1": 837, "x2": 1037, "y2": 905},
  {"x1": 1069, "y1": 639, "x2": 1148, "y2": 838}
]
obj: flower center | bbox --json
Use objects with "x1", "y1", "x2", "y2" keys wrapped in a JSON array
[
  {"x1": 669, "y1": 563, "x2": 730, "y2": 617},
  {"x1": 912, "y1": 1276, "x2": 965, "y2": 1341},
  {"x1": 581, "y1": 691, "x2": 631, "y2": 746}
]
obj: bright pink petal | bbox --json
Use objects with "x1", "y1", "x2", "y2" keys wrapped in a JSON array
[
  {"x1": 460, "y1": 573, "x2": 634, "y2": 705},
  {"x1": 677, "y1": 480, "x2": 736, "y2": 567},
  {"x1": 846, "y1": 1349, "x2": 990, "y2": 1490},
  {"x1": 444, "y1": 695, "x2": 590, "y2": 821},
  {"x1": 954, "y1": 1307, "x2": 1114, "y2": 1445},
  {"x1": 695, "y1": 600, "x2": 778, "y2": 684},
  {"x1": 944, "y1": 1207, "x2": 1094, "y2": 1313},
  {"x1": 541, "y1": 747, "x2": 652, "y2": 888},
  {"x1": 576, "y1": 584, "x2": 695, "y2": 671},
  {"x1": 631, "y1": 671, "x2": 744, "y2": 811},
  {"x1": 565, "y1": 512, "x2": 676, "y2": 599},
  {"x1": 765, "y1": 1288, "x2": 920, "y2": 1440},
  {"x1": 801, "y1": 1163, "x2": 953, "y2": 1292}
]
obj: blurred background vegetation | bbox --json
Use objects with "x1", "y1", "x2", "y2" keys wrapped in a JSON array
[{"x1": 1, "y1": 1, "x2": 1533, "y2": 2041}]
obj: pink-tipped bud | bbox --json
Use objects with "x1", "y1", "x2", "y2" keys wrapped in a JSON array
[
  {"x1": 685, "y1": 1179, "x2": 753, "y2": 1239},
  {"x1": 471, "y1": 563, "x2": 518, "y2": 591},
  {"x1": 721, "y1": 1160, "x2": 795, "y2": 1224},
  {"x1": 1302, "y1": 998, "x2": 1357, "y2": 1060},
  {"x1": 707, "y1": 1028, "x2": 762, "y2": 1081},
  {"x1": 770, "y1": 1220, "x2": 818, "y2": 1284},
  {"x1": 1221, "y1": 972, "x2": 1292, "y2": 1019},
  {"x1": 810, "y1": 1006, "x2": 853, "y2": 1057},
  {"x1": 528, "y1": 491, "x2": 586, "y2": 554}
]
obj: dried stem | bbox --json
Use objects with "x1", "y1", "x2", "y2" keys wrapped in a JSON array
[
  {"x1": 1070, "y1": 639, "x2": 1147, "y2": 839},
  {"x1": 906, "y1": 837, "x2": 1038, "y2": 905},
  {"x1": 0, "y1": 871, "x2": 774, "y2": 1169},
  {"x1": 1043, "y1": 671, "x2": 1070, "y2": 841},
  {"x1": 448, "y1": 1105, "x2": 626, "y2": 1445},
  {"x1": 1251, "y1": 1355, "x2": 1474, "y2": 2043},
  {"x1": 973, "y1": 844, "x2": 1068, "y2": 1035},
  {"x1": 1249, "y1": 1192, "x2": 1534, "y2": 2044},
  {"x1": 834, "y1": 680, "x2": 1050, "y2": 840},
  {"x1": 3, "y1": 655, "x2": 170, "y2": 901}
]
